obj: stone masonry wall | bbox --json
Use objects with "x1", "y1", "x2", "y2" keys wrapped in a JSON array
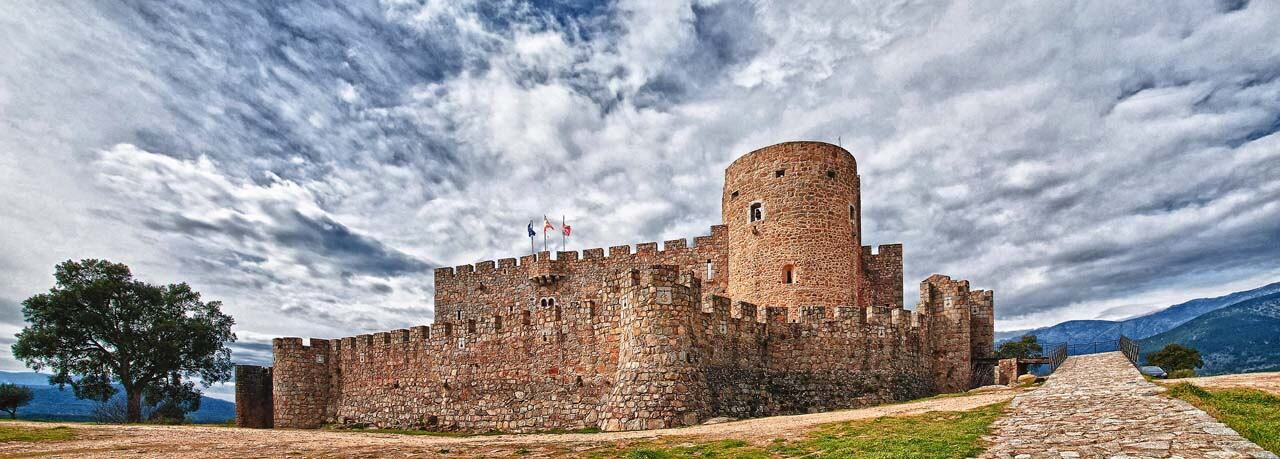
[
  {"x1": 859, "y1": 244, "x2": 904, "y2": 309},
  {"x1": 722, "y1": 141, "x2": 863, "y2": 313},
  {"x1": 919, "y1": 274, "x2": 985, "y2": 393},
  {"x1": 272, "y1": 338, "x2": 334, "y2": 429},
  {"x1": 234, "y1": 365, "x2": 273, "y2": 428},
  {"x1": 265, "y1": 265, "x2": 963, "y2": 431}
]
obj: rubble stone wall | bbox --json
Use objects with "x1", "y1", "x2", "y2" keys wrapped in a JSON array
[
  {"x1": 860, "y1": 244, "x2": 904, "y2": 309},
  {"x1": 722, "y1": 142, "x2": 862, "y2": 311},
  {"x1": 234, "y1": 365, "x2": 273, "y2": 428},
  {"x1": 272, "y1": 338, "x2": 333, "y2": 429}
]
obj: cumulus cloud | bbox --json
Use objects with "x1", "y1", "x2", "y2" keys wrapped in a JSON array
[{"x1": 2, "y1": 0, "x2": 1279, "y2": 378}]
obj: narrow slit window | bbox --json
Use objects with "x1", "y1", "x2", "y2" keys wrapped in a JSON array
[
  {"x1": 730, "y1": 191, "x2": 739, "y2": 199},
  {"x1": 467, "y1": 319, "x2": 476, "y2": 333},
  {"x1": 493, "y1": 315, "x2": 502, "y2": 331},
  {"x1": 783, "y1": 265, "x2": 794, "y2": 284},
  {"x1": 705, "y1": 259, "x2": 714, "y2": 280}
]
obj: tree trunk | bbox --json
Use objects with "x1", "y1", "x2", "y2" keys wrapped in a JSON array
[{"x1": 126, "y1": 389, "x2": 143, "y2": 423}]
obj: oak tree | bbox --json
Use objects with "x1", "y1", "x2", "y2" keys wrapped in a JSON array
[
  {"x1": 12, "y1": 259, "x2": 235, "y2": 423},
  {"x1": 0, "y1": 383, "x2": 35, "y2": 419}
]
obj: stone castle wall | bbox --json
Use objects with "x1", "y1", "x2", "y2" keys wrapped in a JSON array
[
  {"x1": 860, "y1": 244, "x2": 904, "y2": 309},
  {"x1": 234, "y1": 365, "x2": 273, "y2": 428},
  {"x1": 268, "y1": 265, "x2": 958, "y2": 432}
]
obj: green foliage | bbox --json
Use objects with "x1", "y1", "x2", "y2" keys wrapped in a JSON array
[
  {"x1": 1147, "y1": 344, "x2": 1204, "y2": 372},
  {"x1": 589, "y1": 403, "x2": 1007, "y2": 459},
  {"x1": 997, "y1": 335, "x2": 1043, "y2": 359},
  {"x1": 1167, "y1": 368, "x2": 1198, "y2": 379},
  {"x1": 11, "y1": 259, "x2": 236, "y2": 423},
  {"x1": 1167, "y1": 384, "x2": 1280, "y2": 454},
  {"x1": 0, "y1": 424, "x2": 75, "y2": 442},
  {"x1": 0, "y1": 383, "x2": 35, "y2": 419}
]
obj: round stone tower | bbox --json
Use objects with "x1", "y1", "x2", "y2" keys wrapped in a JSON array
[{"x1": 722, "y1": 141, "x2": 861, "y2": 312}]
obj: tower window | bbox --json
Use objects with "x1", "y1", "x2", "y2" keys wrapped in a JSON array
[
  {"x1": 849, "y1": 205, "x2": 856, "y2": 221},
  {"x1": 467, "y1": 319, "x2": 476, "y2": 333},
  {"x1": 730, "y1": 191, "x2": 739, "y2": 199},
  {"x1": 775, "y1": 169, "x2": 785, "y2": 177},
  {"x1": 749, "y1": 202, "x2": 763, "y2": 222},
  {"x1": 783, "y1": 265, "x2": 795, "y2": 284},
  {"x1": 827, "y1": 170, "x2": 837, "y2": 179},
  {"x1": 456, "y1": 310, "x2": 462, "y2": 321},
  {"x1": 705, "y1": 259, "x2": 714, "y2": 280},
  {"x1": 493, "y1": 315, "x2": 502, "y2": 331}
]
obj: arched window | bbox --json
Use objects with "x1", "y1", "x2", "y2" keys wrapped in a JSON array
[
  {"x1": 783, "y1": 264, "x2": 795, "y2": 284},
  {"x1": 749, "y1": 202, "x2": 763, "y2": 222}
]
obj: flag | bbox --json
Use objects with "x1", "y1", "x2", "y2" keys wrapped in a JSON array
[
  {"x1": 527, "y1": 222, "x2": 536, "y2": 237},
  {"x1": 543, "y1": 215, "x2": 555, "y2": 233},
  {"x1": 562, "y1": 223, "x2": 571, "y2": 237}
]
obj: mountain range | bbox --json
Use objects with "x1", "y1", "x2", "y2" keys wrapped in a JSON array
[
  {"x1": 0, "y1": 371, "x2": 234, "y2": 423},
  {"x1": 1138, "y1": 292, "x2": 1280, "y2": 376},
  {"x1": 996, "y1": 282, "x2": 1280, "y2": 345}
]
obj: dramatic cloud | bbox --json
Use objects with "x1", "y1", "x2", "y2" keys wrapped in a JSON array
[{"x1": 3, "y1": 1, "x2": 1279, "y2": 399}]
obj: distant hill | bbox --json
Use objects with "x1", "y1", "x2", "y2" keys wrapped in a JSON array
[
  {"x1": 1138, "y1": 292, "x2": 1280, "y2": 376},
  {"x1": 997, "y1": 281, "x2": 1280, "y2": 345},
  {"x1": 0, "y1": 371, "x2": 234, "y2": 423}
]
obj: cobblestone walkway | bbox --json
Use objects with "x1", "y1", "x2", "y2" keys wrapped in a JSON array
[{"x1": 983, "y1": 352, "x2": 1276, "y2": 459}]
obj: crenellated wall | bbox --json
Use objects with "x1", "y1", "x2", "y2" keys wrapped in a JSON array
[{"x1": 265, "y1": 265, "x2": 981, "y2": 432}]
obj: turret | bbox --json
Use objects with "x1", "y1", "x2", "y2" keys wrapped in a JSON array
[{"x1": 722, "y1": 141, "x2": 862, "y2": 313}]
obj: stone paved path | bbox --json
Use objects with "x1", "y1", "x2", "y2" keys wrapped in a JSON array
[{"x1": 983, "y1": 352, "x2": 1276, "y2": 459}]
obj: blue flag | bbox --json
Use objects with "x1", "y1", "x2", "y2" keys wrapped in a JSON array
[{"x1": 527, "y1": 222, "x2": 536, "y2": 237}]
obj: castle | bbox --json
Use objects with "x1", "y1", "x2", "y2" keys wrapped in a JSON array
[{"x1": 235, "y1": 141, "x2": 996, "y2": 432}]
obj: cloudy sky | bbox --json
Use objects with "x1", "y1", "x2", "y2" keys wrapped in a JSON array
[{"x1": 2, "y1": 1, "x2": 1279, "y2": 399}]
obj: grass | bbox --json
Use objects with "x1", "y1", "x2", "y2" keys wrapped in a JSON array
[
  {"x1": 0, "y1": 424, "x2": 76, "y2": 442},
  {"x1": 587, "y1": 402, "x2": 1007, "y2": 459},
  {"x1": 1167, "y1": 383, "x2": 1280, "y2": 454}
]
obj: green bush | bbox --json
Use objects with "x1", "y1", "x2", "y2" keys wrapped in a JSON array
[{"x1": 1167, "y1": 368, "x2": 1197, "y2": 379}]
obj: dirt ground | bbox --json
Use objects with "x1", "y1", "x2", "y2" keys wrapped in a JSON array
[
  {"x1": 0, "y1": 390, "x2": 1017, "y2": 458},
  {"x1": 1153, "y1": 371, "x2": 1280, "y2": 395}
]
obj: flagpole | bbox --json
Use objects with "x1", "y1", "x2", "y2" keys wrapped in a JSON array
[
  {"x1": 529, "y1": 221, "x2": 535, "y2": 255},
  {"x1": 561, "y1": 215, "x2": 566, "y2": 252}
]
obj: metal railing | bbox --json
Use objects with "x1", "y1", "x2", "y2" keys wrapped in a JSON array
[
  {"x1": 1047, "y1": 342, "x2": 1068, "y2": 374},
  {"x1": 1119, "y1": 335, "x2": 1140, "y2": 367}
]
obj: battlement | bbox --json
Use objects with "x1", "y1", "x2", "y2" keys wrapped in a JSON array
[{"x1": 433, "y1": 225, "x2": 728, "y2": 283}]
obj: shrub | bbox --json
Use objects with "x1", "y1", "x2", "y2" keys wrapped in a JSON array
[
  {"x1": 1147, "y1": 344, "x2": 1203, "y2": 372},
  {"x1": 1167, "y1": 369, "x2": 1197, "y2": 379}
]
